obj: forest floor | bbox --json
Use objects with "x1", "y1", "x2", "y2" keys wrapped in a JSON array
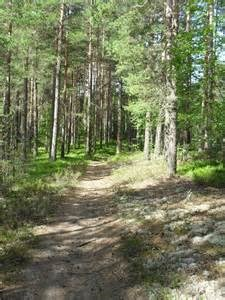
[
  {"x1": 0, "y1": 160, "x2": 148, "y2": 300},
  {"x1": 1, "y1": 154, "x2": 225, "y2": 299}
]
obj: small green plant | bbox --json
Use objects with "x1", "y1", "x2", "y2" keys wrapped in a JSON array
[{"x1": 179, "y1": 160, "x2": 225, "y2": 187}]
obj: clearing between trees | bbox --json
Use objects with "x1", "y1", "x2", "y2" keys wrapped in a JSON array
[{"x1": 1, "y1": 155, "x2": 225, "y2": 300}]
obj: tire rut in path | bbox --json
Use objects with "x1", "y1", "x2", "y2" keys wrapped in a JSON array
[{"x1": 0, "y1": 161, "x2": 147, "y2": 300}]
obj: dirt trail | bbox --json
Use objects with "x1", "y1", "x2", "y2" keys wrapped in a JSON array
[{"x1": 1, "y1": 161, "x2": 147, "y2": 300}]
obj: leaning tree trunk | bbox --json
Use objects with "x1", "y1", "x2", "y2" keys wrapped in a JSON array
[{"x1": 50, "y1": 2, "x2": 64, "y2": 161}]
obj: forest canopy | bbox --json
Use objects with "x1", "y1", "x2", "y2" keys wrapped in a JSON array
[{"x1": 0, "y1": 0, "x2": 224, "y2": 176}]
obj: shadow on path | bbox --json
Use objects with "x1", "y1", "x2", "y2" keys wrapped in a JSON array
[{"x1": 0, "y1": 161, "x2": 148, "y2": 300}]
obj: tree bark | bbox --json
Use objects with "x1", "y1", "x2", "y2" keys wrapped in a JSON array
[
  {"x1": 183, "y1": 4, "x2": 192, "y2": 147},
  {"x1": 22, "y1": 56, "x2": 29, "y2": 161},
  {"x1": 144, "y1": 111, "x2": 151, "y2": 160},
  {"x1": 33, "y1": 79, "x2": 38, "y2": 157},
  {"x1": 61, "y1": 36, "x2": 68, "y2": 159},
  {"x1": 67, "y1": 95, "x2": 73, "y2": 154},
  {"x1": 50, "y1": 2, "x2": 65, "y2": 161},
  {"x1": 3, "y1": 16, "x2": 12, "y2": 160},
  {"x1": 154, "y1": 111, "x2": 163, "y2": 157},
  {"x1": 116, "y1": 82, "x2": 122, "y2": 155},
  {"x1": 201, "y1": 0, "x2": 215, "y2": 153},
  {"x1": 164, "y1": 0, "x2": 179, "y2": 177},
  {"x1": 86, "y1": 8, "x2": 93, "y2": 156}
]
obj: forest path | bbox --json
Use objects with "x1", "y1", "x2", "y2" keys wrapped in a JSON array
[{"x1": 1, "y1": 161, "x2": 147, "y2": 300}]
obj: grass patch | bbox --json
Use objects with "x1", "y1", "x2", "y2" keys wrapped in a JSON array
[
  {"x1": 1, "y1": 148, "x2": 89, "y2": 228},
  {"x1": 112, "y1": 156, "x2": 167, "y2": 186},
  {"x1": 0, "y1": 148, "x2": 89, "y2": 284},
  {"x1": 178, "y1": 159, "x2": 225, "y2": 187},
  {"x1": 92, "y1": 143, "x2": 117, "y2": 161},
  {"x1": 0, "y1": 227, "x2": 36, "y2": 265},
  {"x1": 91, "y1": 142, "x2": 142, "y2": 165},
  {"x1": 108, "y1": 151, "x2": 142, "y2": 164}
]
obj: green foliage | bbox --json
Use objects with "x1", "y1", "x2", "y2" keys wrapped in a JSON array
[
  {"x1": 0, "y1": 148, "x2": 89, "y2": 280},
  {"x1": 179, "y1": 160, "x2": 225, "y2": 187},
  {"x1": 105, "y1": 0, "x2": 164, "y2": 129},
  {"x1": 1, "y1": 149, "x2": 88, "y2": 227},
  {"x1": 0, "y1": 227, "x2": 35, "y2": 266}
]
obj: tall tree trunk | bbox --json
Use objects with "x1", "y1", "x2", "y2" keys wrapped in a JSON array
[
  {"x1": 3, "y1": 17, "x2": 12, "y2": 159},
  {"x1": 28, "y1": 78, "x2": 34, "y2": 153},
  {"x1": 116, "y1": 82, "x2": 122, "y2": 155},
  {"x1": 15, "y1": 91, "x2": 20, "y2": 150},
  {"x1": 33, "y1": 79, "x2": 38, "y2": 157},
  {"x1": 86, "y1": 7, "x2": 93, "y2": 156},
  {"x1": 164, "y1": 0, "x2": 179, "y2": 177},
  {"x1": 103, "y1": 67, "x2": 109, "y2": 146},
  {"x1": 201, "y1": 0, "x2": 215, "y2": 153},
  {"x1": 61, "y1": 36, "x2": 68, "y2": 159},
  {"x1": 99, "y1": 29, "x2": 105, "y2": 149},
  {"x1": 107, "y1": 66, "x2": 112, "y2": 143},
  {"x1": 67, "y1": 95, "x2": 73, "y2": 154},
  {"x1": 183, "y1": 3, "x2": 192, "y2": 147},
  {"x1": 22, "y1": 56, "x2": 29, "y2": 161},
  {"x1": 50, "y1": 2, "x2": 65, "y2": 161}
]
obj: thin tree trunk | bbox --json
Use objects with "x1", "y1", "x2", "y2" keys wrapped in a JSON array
[
  {"x1": 144, "y1": 111, "x2": 151, "y2": 160},
  {"x1": 201, "y1": 0, "x2": 215, "y2": 153},
  {"x1": 15, "y1": 91, "x2": 20, "y2": 150},
  {"x1": 28, "y1": 78, "x2": 34, "y2": 153},
  {"x1": 33, "y1": 80, "x2": 38, "y2": 157},
  {"x1": 50, "y1": 2, "x2": 65, "y2": 161},
  {"x1": 61, "y1": 115, "x2": 66, "y2": 159},
  {"x1": 86, "y1": 9, "x2": 93, "y2": 156},
  {"x1": 67, "y1": 95, "x2": 73, "y2": 154},
  {"x1": 22, "y1": 56, "x2": 29, "y2": 161},
  {"x1": 116, "y1": 82, "x2": 122, "y2": 155},
  {"x1": 61, "y1": 36, "x2": 68, "y2": 159},
  {"x1": 3, "y1": 17, "x2": 12, "y2": 159},
  {"x1": 103, "y1": 68, "x2": 109, "y2": 146},
  {"x1": 183, "y1": 3, "x2": 192, "y2": 147},
  {"x1": 107, "y1": 66, "x2": 112, "y2": 143}
]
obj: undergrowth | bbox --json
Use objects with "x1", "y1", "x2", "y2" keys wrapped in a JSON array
[
  {"x1": 0, "y1": 148, "x2": 88, "y2": 284},
  {"x1": 111, "y1": 154, "x2": 167, "y2": 187},
  {"x1": 178, "y1": 159, "x2": 225, "y2": 187}
]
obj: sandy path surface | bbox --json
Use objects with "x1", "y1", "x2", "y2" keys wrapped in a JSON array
[{"x1": 0, "y1": 161, "x2": 147, "y2": 300}]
